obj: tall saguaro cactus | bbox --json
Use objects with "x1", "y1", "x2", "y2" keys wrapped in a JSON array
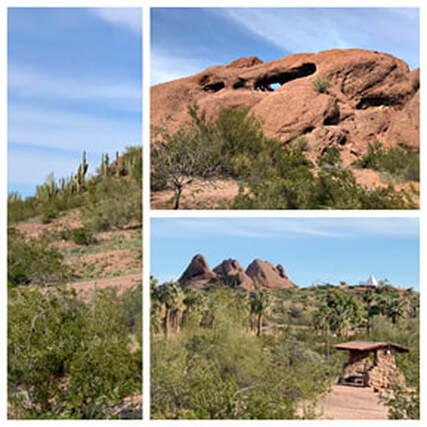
[
  {"x1": 76, "y1": 151, "x2": 89, "y2": 192},
  {"x1": 101, "y1": 153, "x2": 110, "y2": 177}
]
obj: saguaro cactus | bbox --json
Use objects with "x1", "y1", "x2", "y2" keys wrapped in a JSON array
[
  {"x1": 76, "y1": 151, "x2": 89, "y2": 192},
  {"x1": 101, "y1": 153, "x2": 110, "y2": 177}
]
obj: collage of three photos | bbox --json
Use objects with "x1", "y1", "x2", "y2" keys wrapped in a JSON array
[{"x1": 6, "y1": 5, "x2": 420, "y2": 421}]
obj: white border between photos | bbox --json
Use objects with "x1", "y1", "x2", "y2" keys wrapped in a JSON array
[{"x1": 1, "y1": 0, "x2": 425, "y2": 425}]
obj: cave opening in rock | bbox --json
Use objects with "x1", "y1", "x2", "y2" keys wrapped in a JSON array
[
  {"x1": 203, "y1": 82, "x2": 225, "y2": 93},
  {"x1": 254, "y1": 62, "x2": 317, "y2": 92}
]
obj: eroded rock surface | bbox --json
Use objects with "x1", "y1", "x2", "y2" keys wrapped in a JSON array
[{"x1": 151, "y1": 49, "x2": 419, "y2": 167}]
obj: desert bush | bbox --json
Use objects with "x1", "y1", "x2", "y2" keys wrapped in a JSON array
[
  {"x1": 41, "y1": 207, "x2": 59, "y2": 224},
  {"x1": 8, "y1": 287, "x2": 141, "y2": 419},
  {"x1": 8, "y1": 228, "x2": 70, "y2": 288},
  {"x1": 312, "y1": 77, "x2": 331, "y2": 93},
  {"x1": 70, "y1": 227, "x2": 97, "y2": 246},
  {"x1": 353, "y1": 141, "x2": 419, "y2": 182},
  {"x1": 8, "y1": 195, "x2": 38, "y2": 224},
  {"x1": 151, "y1": 286, "x2": 334, "y2": 419},
  {"x1": 232, "y1": 147, "x2": 413, "y2": 210},
  {"x1": 381, "y1": 385, "x2": 419, "y2": 419},
  {"x1": 83, "y1": 177, "x2": 141, "y2": 231}
]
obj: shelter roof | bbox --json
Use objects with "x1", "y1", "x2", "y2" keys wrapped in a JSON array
[{"x1": 334, "y1": 340, "x2": 409, "y2": 353}]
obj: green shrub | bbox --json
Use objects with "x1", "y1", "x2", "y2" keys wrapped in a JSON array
[
  {"x1": 8, "y1": 228, "x2": 70, "y2": 288},
  {"x1": 150, "y1": 287, "x2": 337, "y2": 419},
  {"x1": 353, "y1": 141, "x2": 419, "y2": 182},
  {"x1": 152, "y1": 105, "x2": 415, "y2": 210},
  {"x1": 70, "y1": 227, "x2": 97, "y2": 246},
  {"x1": 312, "y1": 77, "x2": 331, "y2": 93},
  {"x1": 83, "y1": 177, "x2": 141, "y2": 231},
  {"x1": 150, "y1": 170, "x2": 168, "y2": 192},
  {"x1": 8, "y1": 287, "x2": 141, "y2": 419},
  {"x1": 41, "y1": 207, "x2": 59, "y2": 224}
]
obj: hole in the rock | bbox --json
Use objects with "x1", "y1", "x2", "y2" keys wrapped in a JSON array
[
  {"x1": 302, "y1": 125, "x2": 315, "y2": 134},
  {"x1": 323, "y1": 110, "x2": 340, "y2": 126},
  {"x1": 254, "y1": 62, "x2": 316, "y2": 92},
  {"x1": 203, "y1": 82, "x2": 225, "y2": 93},
  {"x1": 356, "y1": 96, "x2": 392, "y2": 109},
  {"x1": 233, "y1": 79, "x2": 247, "y2": 89}
]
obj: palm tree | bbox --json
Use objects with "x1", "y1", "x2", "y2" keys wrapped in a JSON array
[
  {"x1": 157, "y1": 281, "x2": 182, "y2": 339},
  {"x1": 150, "y1": 276, "x2": 162, "y2": 335},
  {"x1": 170, "y1": 288, "x2": 185, "y2": 333},
  {"x1": 376, "y1": 293, "x2": 407, "y2": 325},
  {"x1": 313, "y1": 302, "x2": 333, "y2": 360},
  {"x1": 388, "y1": 298, "x2": 406, "y2": 325},
  {"x1": 250, "y1": 290, "x2": 271, "y2": 336}
]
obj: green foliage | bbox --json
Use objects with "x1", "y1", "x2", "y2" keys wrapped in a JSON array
[
  {"x1": 8, "y1": 228, "x2": 70, "y2": 288},
  {"x1": 151, "y1": 287, "x2": 332, "y2": 419},
  {"x1": 41, "y1": 207, "x2": 59, "y2": 224},
  {"x1": 151, "y1": 278, "x2": 419, "y2": 419},
  {"x1": 83, "y1": 177, "x2": 141, "y2": 231},
  {"x1": 152, "y1": 106, "x2": 415, "y2": 209},
  {"x1": 232, "y1": 146, "x2": 413, "y2": 210},
  {"x1": 70, "y1": 227, "x2": 97, "y2": 246},
  {"x1": 381, "y1": 385, "x2": 419, "y2": 419},
  {"x1": 312, "y1": 77, "x2": 331, "y2": 93},
  {"x1": 353, "y1": 141, "x2": 419, "y2": 183},
  {"x1": 8, "y1": 146, "x2": 142, "y2": 225},
  {"x1": 8, "y1": 287, "x2": 141, "y2": 419},
  {"x1": 313, "y1": 290, "x2": 366, "y2": 338}
]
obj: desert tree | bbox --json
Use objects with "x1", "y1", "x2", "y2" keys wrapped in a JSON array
[
  {"x1": 250, "y1": 290, "x2": 271, "y2": 336},
  {"x1": 151, "y1": 105, "x2": 220, "y2": 209}
]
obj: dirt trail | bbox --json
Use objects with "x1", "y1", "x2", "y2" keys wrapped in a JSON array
[
  {"x1": 151, "y1": 178, "x2": 240, "y2": 209},
  {"x1": 317, "y1": 384, "x2": 388, "y2": 420}
]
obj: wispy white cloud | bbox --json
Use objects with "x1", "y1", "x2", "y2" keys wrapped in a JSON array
[
  {"x1": 224, "y1": 8, "x2": 419, "y2": 68},
  {"x1": 90, "y1": 8, "x2": 142, "y2": 35},
  {"x1": 8, "y1": 146, "x2": 82, "y2": 185},
  {"x1": 8, "y1": 104, "x2": 141, "y2": 154},
  {"x1": 151, "y1": 51, "x2": 208, "y2": 85},
  {"x1": 152, "y1": 218, "x2": 419, "y2": 240},
  {"x1": 9, "y1": 65, "x2": 141, "y2": 113}
]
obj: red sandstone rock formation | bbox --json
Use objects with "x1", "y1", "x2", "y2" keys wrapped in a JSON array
[
  {"x1": 151, "y1": 49, "x2": 419, "y2": 167},
  {"x1": 178, "y1": 254, "x2": 217, "y2": 289},
  {"x1": 213, "y1": 258, "x2": 255, "y2": 291},
  {"x1": 246, "y1": 259, "x2": 297, "y2": 289},
  {"x1": 178, "y1": 255, "x2": 297, "y2": 290}
]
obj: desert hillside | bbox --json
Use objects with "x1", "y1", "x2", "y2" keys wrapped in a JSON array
[{"x1": 8, "y1": 147, "x2": 142, "y2": 419}]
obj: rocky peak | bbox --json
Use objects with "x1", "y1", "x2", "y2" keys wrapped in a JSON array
[
  {"x1": 246, "y1": 259, "x2": 296, "y2": 289},
  {"x1": 213, "y1": 258, "x2": 255, "y2": 291},
  {"x1": 178, "y1": 254, "x2": 217, "y2": 289},
  {"x1": 178, "y1": 254, "x2": 297, "y2": 290}
]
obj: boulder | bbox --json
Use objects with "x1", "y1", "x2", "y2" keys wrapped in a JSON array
[{"x1": 151, "y1": 49, "x2": 419, "y2": 165}]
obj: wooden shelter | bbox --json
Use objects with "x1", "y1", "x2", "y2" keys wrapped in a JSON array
[{"x1": 335, "y1": 340, "x2": 409, "y2": 391}]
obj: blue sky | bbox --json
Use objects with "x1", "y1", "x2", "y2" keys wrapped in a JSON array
[
  {"x1": 151, "y1": 7, "x2": 419, "y2": 85},
  {"x1": 8, "y1": 8, "x2": 142, "y2": 197},
  {"x1": 151, "y1": 218, "x2": 420, "y2": 290}
]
